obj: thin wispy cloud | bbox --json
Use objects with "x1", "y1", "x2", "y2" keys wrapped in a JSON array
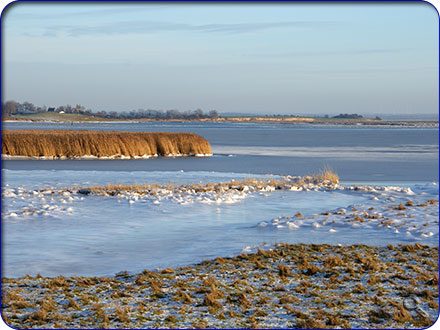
[
  {"x1": 8, "y1": 6, "x2": 171, "y2": 20},
  {"x1": 5, "y1": 3, "x2": 436, "y2": 115},
  {"x1": 298, "y1": 48, "x2": 410, "y2": 56},
  {"x1": 285, "y1": 66, "x2": 437, "y2": 75},
  {"x1": 41, "y1": 20, "x2": 338, "y2": 37},
  {"x1": 188, "y1": 21, "x2": 336, "y2": 34},
  {"x1": 249, "y1": 48, "x2": 412, "y2": 58}
]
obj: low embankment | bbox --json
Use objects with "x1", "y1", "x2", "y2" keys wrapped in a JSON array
[{"x1": 1, "y1": 130, "x2": 212, "y2": 159}]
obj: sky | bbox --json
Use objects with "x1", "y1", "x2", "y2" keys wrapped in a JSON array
[{"x1": 2, "y1": 2, "x2": 439, "y2": 115}]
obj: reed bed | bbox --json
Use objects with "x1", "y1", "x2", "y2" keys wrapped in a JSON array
[{"x1": 1, "y1": 130, "x2": 212, "y2": 158}]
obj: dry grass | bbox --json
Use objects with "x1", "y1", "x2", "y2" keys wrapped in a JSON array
[
  {"x1": 296, "y1": 317, "x2": 328, "y2": 329},
  {"x1": 29, "y1": 309, "x2": 48, "y2": 322},
  {"x1": 67, "y1": 174, "x2": 340, "y2": 198},
  {"x1": 314, "y1": 169, "x2": 339, "y2": 184},
  {"x1": 174, "y1": 290, "x2": 194, "y2": 304},
  {"x1": 45, "y1": 275, "x2": 68, "y2": 288},
  {"x1": 114, "y1": 306, "x2": 130, "y2": 323},
  {"x1": 237, "y1": 292, "x2": 251, "y2": 307},
  {"x1": 1, "y1": 130, "x2": 212, "y2": 157},
  {"x1": 393, "y1": 305, "x2": 413, "y2": 323},
  {"x1": 278, "y1": 264, "x2": 292, "y2": 277},
  {"x1": 68, "y1": 298, "x2": 81, "y2": 310},
  {"x1": 3, "y1": 243, "x2": 437, "y2": 329},
  {"x1": 305, "y1": 264, "x2": 321, "y2": 276},
  {"x1": 203, "y1": 292, "x2": 222, "y2": 309},
  {"x1": 323, "y1": 255, "x2": 345, "y2": 268},
  {"x1": 149, "y1": 280, "x2": 165, "y2": 298},
  {"x1": 396, "y1": 203, "x2": 407, "y2": 210}
]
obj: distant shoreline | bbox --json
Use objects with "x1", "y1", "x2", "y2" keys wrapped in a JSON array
[{"x1": 3, "y1": 116, "x2": 439, "y2": 127}]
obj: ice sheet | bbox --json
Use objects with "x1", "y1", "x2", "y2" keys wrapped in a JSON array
[{"x1": 1, "y1": 170, "x2": 438, "y2": 277}]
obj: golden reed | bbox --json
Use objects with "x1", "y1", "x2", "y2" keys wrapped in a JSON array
[{"x1": 1, "y1": 130, "x2": 212, "y2": 158}]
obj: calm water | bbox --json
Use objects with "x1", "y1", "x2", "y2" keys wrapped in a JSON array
[{"x1": 3, "y1": 121, "x2": 439, "y2": 181}]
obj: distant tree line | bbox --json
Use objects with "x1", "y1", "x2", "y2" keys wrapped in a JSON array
[
  {"x1": 112, "y1": 108, "x2": 218, "y2": 120},
  {"x1": 332, "y1": 113, "x2": 363, "y2": 119},
  {"x1": 1, "y1": 100, "x2": 91, "y2": 117},
  {"x1": 1, "y1": 100, "x2": 219, "y2": 120},
  {"x1": 2, "y1": 100, "x2": 48, "y2": 116},
  {"x1": 329, "y1": 113, "x2": 381, "y2": 120}
]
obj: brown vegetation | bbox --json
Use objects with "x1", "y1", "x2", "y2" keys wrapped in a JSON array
[
  {"x1": 1, "y1": 130, "x2": 212, "y2": 158},
  {"x1": 2, "y1": 243, "x2": 438, "y2": 329},
  {"x1": 55, "y1": 172, "x2": 340, "y2": 199},
  {"x1": 323, "y1": 255, "x2": 345, "y2": 268},
  {"x1": 203, "y1": 292, "x2": 222, "y2": 309},
  {"x1": 314, "y1": 169, "x2": 339, "y2": 184},
  {"x1": 278, "y1": 264, "x2": 292, "y2": 277}
]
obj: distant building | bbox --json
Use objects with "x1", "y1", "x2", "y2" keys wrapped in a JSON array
[{"x1": 48, "y1": 107, "x2": 55, "y2": 112}]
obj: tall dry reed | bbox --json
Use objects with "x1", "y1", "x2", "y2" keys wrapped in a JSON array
[
  {"x1": 1, "y1": 130, "x2": 212, "y2": 158},
  {"x1": 314, "y1": 169, "x2": 339, "y2": 184}
]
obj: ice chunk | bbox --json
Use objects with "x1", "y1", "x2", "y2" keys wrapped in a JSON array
[{"x1": 287, "y1": 222, "x2": 299, "y2": 230}]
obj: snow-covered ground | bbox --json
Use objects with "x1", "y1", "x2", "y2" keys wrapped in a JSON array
[{"x1": 1, "y1": 170, "x2": 438, "y2": 277}]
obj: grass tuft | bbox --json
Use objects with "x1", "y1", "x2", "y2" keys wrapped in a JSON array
[
  {"x1": 323, "y1": 255, "x2": 344, "y2": 268},
  {"x1": 314, "y1": 169, "x2": 339, "y2": 185},
  {"x1": 296, "y1": 317, "x2": 328, "y2": 329},
  {"x1": 278, "y1": 264, "x2": 292, "y2": 277},
  {"x1": 68, "y1": 298, "x2": 80, "y2": 310},
  {"x1": 149, "y1": 280, "x2": 165, "y2": 298},
  {"x1": 305, "y1": 264, "x2": 321, "y2": 276},
  {"x1": 203, "y1": 292, "x2": 222, "y2": 309},
  {"x1": 46, "y1": 275, "x2": 68, "y2": 288},
  {"x1": 114, "y1": 306, "x2": 130, "y2": 323},
  {"x1": 29, "y1": 309, "x2": 48, "y2": 322},
  {"x1": 393, "y1": 305, "x2": 413, "y2": 323},
  {"x1": 174, "y1": 289, "x2": 194, "y2": 304}
]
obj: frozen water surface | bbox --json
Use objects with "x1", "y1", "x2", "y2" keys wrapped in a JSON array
[
  {"x1": 3, "y1": 121, "x2": 438, "y2": 181},
  {"x1": 2, "y1": 122, "x2": 438, "y2": 277},
  {"x1": 2, "y1": 169, "x2": 438, "y2": 277}
]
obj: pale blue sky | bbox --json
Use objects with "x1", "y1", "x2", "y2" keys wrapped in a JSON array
[{"x1": 3, "y1": 2, "x2": 439, "y2": 115}]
